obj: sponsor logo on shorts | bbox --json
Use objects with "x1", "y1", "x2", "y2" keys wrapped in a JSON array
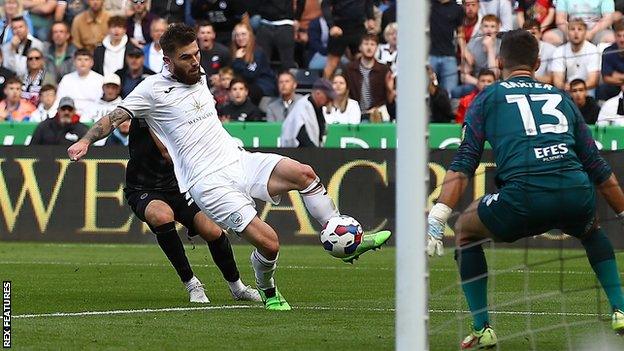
[
  {"x1": 228, "y1": 212, "x2": 243, "y2": 226},
  {"x1": 482, "y1": 193, "x2": 499, "y2": 207},
  {"x1": 140, "y1": 193, "x2": 148, "y2": 200}
]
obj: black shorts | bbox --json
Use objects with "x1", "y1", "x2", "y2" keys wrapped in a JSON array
[
  {"x1": 125, "y1": 189, "x2": 201, "y2": 236},
  {"x1": 327, "y1": 24, "x2": 365, "y2": 56}
]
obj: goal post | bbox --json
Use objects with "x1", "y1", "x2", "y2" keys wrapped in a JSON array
[{"x1": 396, "y1": 0, "x2": 429, "y2": 350}]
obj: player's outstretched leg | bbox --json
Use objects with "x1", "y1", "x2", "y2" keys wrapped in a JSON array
[
  {"x1": 145, "y1": 201, "x2": 209, "y2": 303},
  {"x1": 242, "y1": 217, "x2": 291, "y2": 311},
  {"x1": 193, "y1": 213, "x2": 261, "y2": 302},
  {"x1": 268, "y1": 158, "x2": 391, "y2": 260},
  {"x1": 455, "y1": 199, "x2": 497, "y2": 350},
  {"x1": 580, "y1": 226, "x2": 624, "y2": 334}
]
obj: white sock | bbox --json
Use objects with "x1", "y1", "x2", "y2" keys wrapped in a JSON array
[
  {"x1": 250, "y1": 249, "x2": 277, "y2": 290},
  {"x1": 227, "y1": 278, "x2": 246, "y2": 293},
  {"x1": 300, "y1": 177, "x2": 340, "y2": 225},
  {"x1": 184, "y1": 276, "x2": 200, "y2": 290}
]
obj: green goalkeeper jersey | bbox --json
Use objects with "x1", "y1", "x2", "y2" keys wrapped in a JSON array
[{"x1": 449, "y1": 75, "x2": 612, "y2": 190}]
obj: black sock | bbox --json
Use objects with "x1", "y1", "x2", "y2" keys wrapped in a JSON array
[
  {"x1": 263, "y1": 287, "x2": 276, "y2": 298},
  {"x1": 153, "y1": 222, "x2": 194, "y2": 283},
  {"x1": 207, "y1": 232, "x2": 241, "y2": 283}
]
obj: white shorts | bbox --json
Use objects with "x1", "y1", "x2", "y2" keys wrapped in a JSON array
[{"x1": 187, "y1": 151, "x2": 285, "y2": 232}]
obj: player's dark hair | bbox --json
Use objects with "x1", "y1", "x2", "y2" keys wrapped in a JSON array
[
  {"x1": 74, "y1": 48, "x2": 93, "y2": 59},
  {"x1": 569, "y1": 78, "x2": 587, "y2": 89},
  {"x1": 229, "y1": 77, "x2": 248, "y2": 90},
  {"x1": 477, "y1": 69, "x2": 496, "y2": 79},
  {"x1": 522, "y1": 18, "x2": 540, "y2": 31},
  {"x1": 160, "y1": 23, "x2": 197, "y2": 57},
  {"x1": 499, "y1": 29, "x2": 539, "y2": 71}
]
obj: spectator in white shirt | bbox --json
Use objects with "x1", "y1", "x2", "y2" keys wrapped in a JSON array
[
  {"x1": 323, "y1": 73, "x2": 361, "y2": 125},
  {"x1": 29, "y1": 84, "x2": 57, "y2": 122},
  {"x1": 551, "y1": 18, "x2": 601, "y2": 92},
  {"x1": 375, "y1": 22, "x2": 397, "y2": 76},
  {"x1": 143, "y1": 18, "x2": 167, "y2": 73},
  {"x1": 93, "y1": 16, "x2": 134, "y2": 76},
  {"x1": 56, "y1": 49, "x2": 104, "y2": 118},
  {"x1": 524, "y1": 19, "x2": 557, "y2": 84},
  {"x1": 597, "y1": 86, "x2": 624, "y2": 126},
  {"x1": 2, "y1": 16, "x2": 44, "y2": 77},
  {"x1": 83, "y1": 73, "x2": 122, "y2": 122}
]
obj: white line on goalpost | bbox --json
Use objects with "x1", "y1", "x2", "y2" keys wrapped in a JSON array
[{"x1": 396, "y1": 0, "x2": 428, "y2": 350}]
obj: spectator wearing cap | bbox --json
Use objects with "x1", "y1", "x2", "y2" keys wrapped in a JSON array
[
  {"x1": 71, "y1": 0, "x2": 111, "y2": 53},
  {"x1": 343, "y1": 33, "x2": 392, "y2": 118},
  {"x1": 280, "y1": 78, "x2": 335, "y2": 147},
  {"x1": 56, "y1": 49, "x2": 104, "y2": 117},
  {"x1": 230, "y1": 22, "x2": 277, "y2": 105},
  {"x1": 0, "y1": 50, "x2": 17, "y2": 100},
  {"x1": 126, "y1": 0, "x2": 158, "y2": 49},
  {"x1": 2, "y1": 16, "x2": 45, "y2": 77},
  {"x1": 31, "y1": 96, "x2": 89, "y2": 145},
  {"x1": 29, "y1": 84, "x2": 58, "y2": 122},
  {"x1": 115, "y1": 45, "x2": 155, "y2": 98},
  {"x1": 217, "y1": 78, "x2": 264, "y2": 122},
  {"x1": 45, "y1": 21, "x2": 77, "y2": 84},
  {"x1": 0, "y1": 76, "x2": 36, "y2": 121},
  {"x1": 21, "y1": 48, "x2": 55, "y2": 107},
  {"x1": 143, "y1": 18, "x2": 167, "y2": 73},
  {"x1": 93, "y1": 16, "x2": 136, "y2": 76},
  {"x1": 266, "y1": 70, "x2": 303, "y2": 122},
  {"x1": 84, "y1": 73, "x2": 122, "y2": 122},
  {"x1": 196, "y1": 21, "x2": 231, "y2": 87}
]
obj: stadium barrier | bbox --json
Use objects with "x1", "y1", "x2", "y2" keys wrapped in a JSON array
[
  {"x1": 4, "y1": 122, "x2": 624, "y2": 149},
  {"x1": 0, "y1": 146, "x2": 623, "y2": 248}
]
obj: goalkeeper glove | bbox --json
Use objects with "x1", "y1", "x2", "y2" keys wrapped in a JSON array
[{"x1": 427, "y1": 203, "x2": 452, "y2": 257}]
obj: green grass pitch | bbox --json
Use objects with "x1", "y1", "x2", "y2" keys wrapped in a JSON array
[
  {"x1": 0, "y1": 242, "x2": 394, "y2": 350},
  {"x1": 2, "y1": 242, "x2": 624, "y2": 350}
]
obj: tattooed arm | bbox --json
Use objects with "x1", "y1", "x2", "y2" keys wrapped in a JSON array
[{"x1": 67, "y1": 107, "x2": 132, "y2": 161}]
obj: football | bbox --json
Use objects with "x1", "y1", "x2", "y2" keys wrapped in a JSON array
[{"x1": 320, "y1": 215, "x2": 363, "y2": 258}]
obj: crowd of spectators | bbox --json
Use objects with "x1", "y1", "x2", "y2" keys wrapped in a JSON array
[
  {"x1": 0, "y1": 0, "x2": 399, "y2": 147},
  {"x1": 428, "y1": 0, "x2": 624, "y2": 127}
]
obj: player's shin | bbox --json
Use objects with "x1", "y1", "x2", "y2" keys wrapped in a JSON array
[
  {"x1": 456, "y1": 243, "x2": 490, "y2": 330},
  {"x1": 300, "y1": 177, "x2": 340, "y2": 225},
  {"x1": 207, "y1": 231, "x2": 241, "y2": 284},
  {"x1": 153, "y1": 222, "x2": 194, "y2": 283},
  {"x1": 581, "y1": 227, "x2": 624, "y2": 311},
  {"x1": 250, "y1": 249, "x2": 278, "y2": 297}
]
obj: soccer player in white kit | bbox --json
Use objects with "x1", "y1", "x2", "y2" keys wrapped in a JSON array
[{"x1": 68, "y1": 23, "x2": 391, "y2": 311}]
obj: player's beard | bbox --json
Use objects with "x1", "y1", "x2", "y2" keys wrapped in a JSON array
[{"x1": 173, "y1": 64, "x2": 201, "y2": 85}]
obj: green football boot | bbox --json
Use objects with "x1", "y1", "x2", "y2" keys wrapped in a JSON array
[
  {"x1": 342, "y1": 230, "x2": 392, "y2": 264},
  {"x1": 460, "y1": 324, "x2": 497, "y2": 350},
  {"x1": 613, "y1": 309, "x2": 624, "y2": 335},
  {"x1": 259, "y1": 288, "x2": 291, "y2": 311}
]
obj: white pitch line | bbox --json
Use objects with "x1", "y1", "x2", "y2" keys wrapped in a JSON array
[
  {"x1": 0, "y1": 260, "x2": 391, "y2": 270},
  {"x1": 14, "y1": 305, "x2": 395, "y2": 319},
  {"x1": 430, "y1": 309, "x2": 606, "y2": 317}
]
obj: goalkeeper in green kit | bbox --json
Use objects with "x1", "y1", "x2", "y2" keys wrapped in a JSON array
[{"x1": 427, "y1": 29, "x2": 624, "y2": 350}]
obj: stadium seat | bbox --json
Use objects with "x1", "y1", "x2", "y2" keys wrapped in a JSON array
[{"x1": 290, "y1": 68, "x2": 322, "y2": 94}]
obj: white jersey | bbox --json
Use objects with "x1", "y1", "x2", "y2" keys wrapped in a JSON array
[{"x1": 120, "y1": 67, "x2": 241, "y2": 192}]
